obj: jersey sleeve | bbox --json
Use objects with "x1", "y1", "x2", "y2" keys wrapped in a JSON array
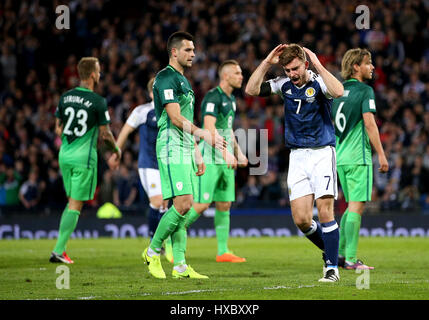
[
  {"x1": 315, "y1": 74, "x2": 333, "y2": 99},
  {"x1": 154, "y1": 74, "x2": 180, "y2": 107},
  {"x1": 126, "y1": 106, "x2": 150, "y2": 128},
  {"x1": 267, "y1": 76, "x2": 287, "y2": 98},
  {"x1": 361, "y1": 86, "x2": 376, "y2": 114},
  {"x1": 96, "y1": 97, "x2": 111, "y2": 125},
  {"x1": 201, "y1": 91, "x2": 219, "y2": 118}
]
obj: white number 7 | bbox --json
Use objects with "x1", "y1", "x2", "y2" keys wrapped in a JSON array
[{"x1": 294, "y1": 99, "x2": 302, "y2": 114}]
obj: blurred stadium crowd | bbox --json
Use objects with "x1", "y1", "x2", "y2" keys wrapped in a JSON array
[{"x1": 0, "y1": 0, "x2": 428, "y2": 215}]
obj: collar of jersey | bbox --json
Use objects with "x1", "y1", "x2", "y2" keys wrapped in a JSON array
[
  {"x1": 76, "y1": 86, "x2": 92, "y2": 92},
  {"x1": 344, "y1": 78, "x2": 359, "y2": 83},
  {"x1": 216, "y1": 86, "x2": 233, "y2": 100},
  {"x1": 167, "y1": 64, "x2": 181, "y2": 74},
  {"x1": 292, "y1": 70, "x2": 314, "y2": 89}
]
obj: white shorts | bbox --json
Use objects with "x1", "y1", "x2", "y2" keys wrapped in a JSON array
[
  {"x1": 138, "y1": 168, "x2": 162, "y2": 198},
  {"x1": 287, "y1": 146, "x2": 338, "y2": 201}
]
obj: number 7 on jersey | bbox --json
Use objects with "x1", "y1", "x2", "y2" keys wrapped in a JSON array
[{"x1": 294, "y1": 99, "x2": 302, "y2": 114}]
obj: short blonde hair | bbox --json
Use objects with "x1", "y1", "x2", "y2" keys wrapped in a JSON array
[
  {"x1": 341, "y1": 48, "x2": 371, "y2": 80},
  {"x1": 147, "y1": 77, "x2": 155, "y2": 93},
  {"x1": 77, "y1": 57, "x2": 99, "y2": 80},
  {"x1": 218, "y1": 59, "x2": 239, "y2": 77},
  {"x1": 279, "y1": 44, "x2": 306, "y2": 66}
]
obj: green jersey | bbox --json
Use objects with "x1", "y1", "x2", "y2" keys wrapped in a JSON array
[
  {"x1": 55, "y1": 87, "x2": 110, "y2": 168},
  {"x1": 153, "y1": 65, "x2": 195, "y2": 162},
  {"x1": 199, "y1": 86, "x2": 236, "y2": 164},
  {"x1": 332, "y1": 79, "x2": 376, "y2": 165}
]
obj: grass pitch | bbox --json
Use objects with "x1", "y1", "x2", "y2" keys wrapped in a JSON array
[{"x1": 0, "y1": 237, "x2": 428, "y2": 300}]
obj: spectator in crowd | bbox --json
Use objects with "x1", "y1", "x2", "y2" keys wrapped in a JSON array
[
  {"x1": 113, "y1": 164, "x2": 139, "y2": 210},
  {"x1": 19, "y1": 169, "x2": 44, "y2": 210}
]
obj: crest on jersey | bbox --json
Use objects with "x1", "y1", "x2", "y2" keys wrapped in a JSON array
[
  {"x1": 305, "y1": 87, "x2": 315, "y2": 97},
  {"x1": 203, "y1": 192, "x2": 210, "y2": 200},
  {"x1": 176, "y1": 182, "x2": 183, "y2": 191}
]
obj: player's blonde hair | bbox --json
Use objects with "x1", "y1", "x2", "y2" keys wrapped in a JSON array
[
  {"x1": 341, "y1": 48, "x2": 371, "y2": 80},
  {"x1": 147, "y1": 77, "x2": 155, "y2": 93},
  {"x1": 279, "y1": 44, "x2": 306, "y2": 66},
  {"x1": 218, "y1": 59, "x2": 239, "y2": 78},
  {"x1": 77, "y1": 57, "x2": 99, "y2": 80}
]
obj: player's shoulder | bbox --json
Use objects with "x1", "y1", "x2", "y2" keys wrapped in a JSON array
[
  {"x1": 156, "y1": 66, "x2": 178, "y2": 80},
  {"x1": 133, "y1": 101, "x2": 155, "y2": 115},
  {"x1": 308, "y1": 70, "x2": 325, "y2": 87},
  {"x1": 268, "y1": 76, "x2": 291, "y2": 89},
  {"x1": 204, "y1": 87, "x2": 222, "y2": 100}
]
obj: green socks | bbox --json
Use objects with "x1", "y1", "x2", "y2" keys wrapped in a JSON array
[
  {"x1": 171, "y1": 216, "x2": 187, "y2": 266},
  {"x1": 345, "y1": 211, "x2": 362, "y2": 263},
  {"x1": 185, "y1": 207, "x2": 200, "y2": 228},
  {"x1": 215, "y1": 209, "x2": 230, "y2": 256},
  {"x1": 53, "y1": 206, "x2": 80, "y2": 254},
  {"x1": 338, "y1": 209, "x2": 349, "y2": 257},
  {"x1": 150, "y1": 205, "x2": 183, "y2": 253}
]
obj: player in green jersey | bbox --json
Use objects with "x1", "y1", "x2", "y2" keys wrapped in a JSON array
[
  {"x1": 142, "y1": 31, "x2": 227, "y2": 279},
  {"x1": 184, "y1": 60, "x2": 248, "y2": 263},
  {"x1": 50, "y1": 57, "x2": 121, "y2": 264},
  {"x1": 332, "y1": 49, "x2": 389, "y2": 270}
]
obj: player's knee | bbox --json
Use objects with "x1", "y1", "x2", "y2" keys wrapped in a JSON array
[
  {"x1": 294, "y1": 218, "x2": 312, "y2": 231},
  {"x1": 149, "y1": 196, "x2": 163, "y2": 209},
  {"x1": 216, "y1": 202, "x2": 231, "y2": 212},
  {"x1": 175, "y1": 199, "x2": 193, "y2": 215},
  {"x1": 195, "y1": 202, "x2": 210, "y2": 213}
]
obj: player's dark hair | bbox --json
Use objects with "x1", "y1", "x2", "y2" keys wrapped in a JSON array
[
  {"x1": 341, "y1": 48, "x2": 371, "y2": 80},
  {"x1": 77, "y1": 57, "x2": 99, "y2": 80},
  {"x1": 167, "y1": 31, "x2": 194, "y2": 57},
  {"x1": 218, "y1": 59, "x2": 239, "y2": 77},
  {"x1": 279, "y1": 44, "x2": 306, "y2": 66}
]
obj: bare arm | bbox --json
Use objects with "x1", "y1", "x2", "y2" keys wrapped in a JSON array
[
  {"x1": 303, "y1": 47, "x2": 344, "y2": 98},
  {"x1": 55, "y1": 118, "x2": 63, "y2": 136},
  {"x1": 363, "y1": 112, "x2": 389, "y2": 173},
  {"x1": 165, "y1": 102, "x2": 227, "y2": 150},
  {"x1": 232, "y1": 129, "x2": 248, "y2": 167},
  {"x1": 245, "y1": 44, "x2": 288, "y2": 96},
  {"x1": 115, "y1": 123, "x2": 135, "y2": 151},
  {"x1": 194, "y1": 142, "x2": 206, "y2": 176},
  {"x1": 99, "y1": 124, "x2": 121, "y2": 160},
  {"x1": 204, "y1": 115, "x2": 237, "y2": 169}
]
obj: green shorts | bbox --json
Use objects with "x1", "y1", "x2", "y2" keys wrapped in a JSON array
[
  {"x1": 60, "y1": 163, "x2": 97, "y2": 201},
  {"x1": 337, "y1": 164, "x2": 373, "y2": 203},
  {"x1": 195, "y1": 163, "x2": 235, "y2": 203},
  {"x1": 157, "y1": 157, "x2": 198, "y2": 200}
]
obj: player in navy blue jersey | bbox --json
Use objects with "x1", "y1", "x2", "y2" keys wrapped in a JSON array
[
  {"x1": 108, "y1": 78, "x2": 173, "y2": 262},
  {"x1": 246, "y1": 44, "x2": 344, "y2": 282}
]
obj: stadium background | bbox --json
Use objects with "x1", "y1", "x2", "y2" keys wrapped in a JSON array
[{"x1": 0, "y1": 0, "x2": 428, "y2": 230}]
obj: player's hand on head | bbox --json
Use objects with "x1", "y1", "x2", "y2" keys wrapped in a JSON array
[
  {"x1": 302, "y1": 47, "x2": 321, "y2": 66},
  {"x1": 264, "y1": 44, "x2": 288, "y2": 65}
]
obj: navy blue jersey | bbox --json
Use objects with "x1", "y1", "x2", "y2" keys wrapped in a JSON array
[
  {"x1": 126, "y1": 101, "x2": 158, "y2": 169},
  {"x1": 267, "y1": 70, "x2": 336, "y2": 149}
]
